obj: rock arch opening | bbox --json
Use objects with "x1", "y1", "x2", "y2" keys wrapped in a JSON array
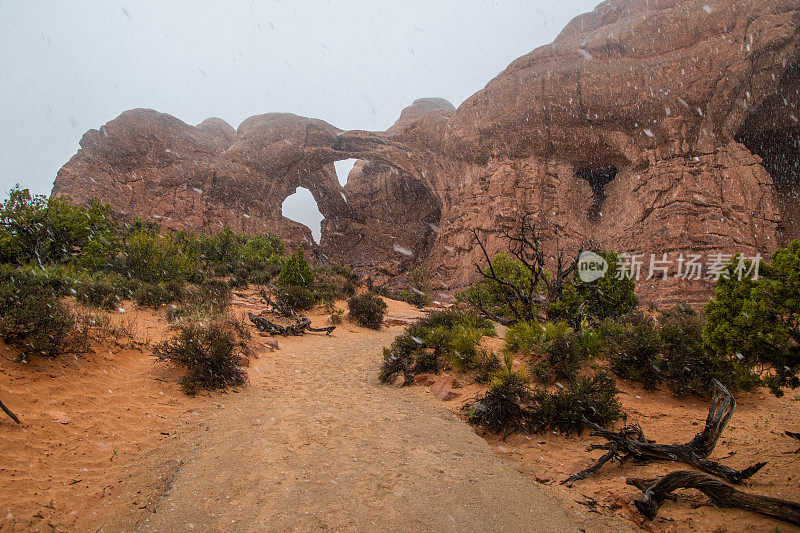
[
  {"x1": 333, "y1": 159, "x2": 358, "y2": 187},
  {"x1": 576, "y1": 165, "x2": 617, "y2": 220},
  {"x1": 735, "y1": 62, "x2": 800, "y2": 243},
  {"x1": 282, "y1": 187, "x2": 324, "y2": 244}
]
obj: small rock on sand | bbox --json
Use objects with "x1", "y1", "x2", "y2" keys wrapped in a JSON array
[{"x1": 430, "y1": 376, "x2": 461, "y2": 401}]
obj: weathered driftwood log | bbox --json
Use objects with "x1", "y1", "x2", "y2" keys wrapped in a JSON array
[
  {"x1": 0, "y1": 398, "x2": 21, "y2": 424},
  {"x1": 247, "y1": 312, "x2": 335, "y2": 336},
  {"x1": 628, "y1": 470, "x2": 800, "y2": 526},
  {"x1": 562, "y1": 380, "x2": 766, "y2": 486}
]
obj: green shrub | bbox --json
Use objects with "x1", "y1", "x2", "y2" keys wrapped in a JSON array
[
  {"x1": 313, "y1": 278, "x2": 340, "y2": 304},
  {"x1": 198, "y1": 227, "x2": 244, "y2": 271},
  {"x1": 540, "y1": 321, "x2": 574, "y2": 345},
  {"x1": 576, "y1": 328, "x2": 605, "y2": 358},
  {"x1": 417, "y1": 310, "x2": 495, "y2": 369},
  {"x1": 660, "y1": 304, "x2": 759, "y2": 397},
  {"x1": 417, "y1": 309, "x2": 494, "y2": 333},
  {"x1": 10, "y1": 263, "x2": 76, "y2": 296},
  {"x1": 153, "y1": 318, "x2": 249, "y2": 395},
  {"x1": 189, "y1": 279, "x2": 231, "y2": 314},
  {"x1": 0, "y1": 268, "x2": 74, "y2": 359},
  {"x1": 119, "y1": 230, "x2": 199, "y2": 283},
  {"x1": 247, "y1": 263, "x2": 283, "y2": 285},
  {"x1": 348, "y1": 292, "x2": 387, "y2": 329},
  {"x1": 199, "y1": 228, "x2": 284, "y2": 277},
  {"x1": 379, "y1": 331, "x2": 423, "y2": 383},
  {"x1": 411, "y1": 346, "x2": 440, "y2": 375},
  {"x1": 599, "y1": 306, "x2": 760, "y2": 396},
  {"x1": 167, "y1": 279, "x2": 232, "y2": 321},
  {"x1": 329, "y1": 307, "x2": 344, "y2": 325},
  {"x1": 549, "y1": 251, "x2": 638, "y2": 327},
  {"x1": 435, "y1": 323, "x2": 486, "y2": 370},
  {"x1": 467, "y1": 359, "x2": 621, "y2": 436},
  {"x1": 134, "y1": 281, "x2": 183, "y2": 308},
  {"x1": 607, "y1": 313, "x2": 665, "y2": 390},
  {"x1": 0, "y1": 187, "x2": 119, "y2": 267},
  {"x1": 378, "y1": 309, "x2": 495, "y2": 381},
  {"x1": 227, "y1": 266, "x2": 251, "y2": 288},
  {"x1": 504, "y1": 320, "x2": 542, "y2": 353},
  {"x1": 313, "y1": 266, "x2": 358, "y2": 303},
  {"x1": 528, "y1": 373, "x2": 621, "y2": 434},
  {"x1": 475, "y1": 348, "x2": 502, "y2": 383},
  {"x1": 533, "y1": 330, "x2": 592, "y2": 384},
  {"x1": 391, "y1": 289, "x2": 431, "y2": 308},
  {"x1": 276, "y1": 248, "x2": 314, "y2": 288},
  {"x1": 239, "y1": 233, "x2": 285, "y2": 269},
  {"x1": 704, "y1": 244, "x2": 800, "y2": 395},
  {"x1": 456, "y1": 252, "x2": 539, "y2": 322},
  {"x1": 379, "y1": 345, "x2": 410, "y2": 383},
  {"x1": 275, "y1": 284, "x2": 317, "y2": 312},
  {"x1": 75, "y1": 272, "x2": 129, "y2": 310},
  {"x1": 468, "y1": 354, "x2": 532, "y2": 433}
]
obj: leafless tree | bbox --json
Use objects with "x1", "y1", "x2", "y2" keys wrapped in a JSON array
[{"x1": 465, "y1": 215, "x2": 582, "y2": 325}]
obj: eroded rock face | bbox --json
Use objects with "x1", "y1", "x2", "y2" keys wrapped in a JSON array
[
  {"x1": 385, "y1": 0, "x2": 800, "y2": 305},
  {"x1": 196, "y1": 118, "x2": 236, "y2": 151},
  {"x1": 51, "y1": 0, "x2": 800, "y2": 306},
  {"x1": 321, "y1": 98, "x2": 454, "y2": 283},
  {"x1": 52, "y1": 109, "x2": 350, "y2": 246},
  {"x1": 386, "y1": 97, "x2": 455, "y2": 135}
]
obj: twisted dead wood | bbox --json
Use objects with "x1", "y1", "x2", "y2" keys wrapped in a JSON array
[
  {"x1": 248, "y1": 312, "x2": 335, "y2": 336},
  {"x1": 563, "y1": 380, "x2": 766, "y2": 486},
  {"x1": 628, "y1": 470, "x2": 800, "y2": 526}
]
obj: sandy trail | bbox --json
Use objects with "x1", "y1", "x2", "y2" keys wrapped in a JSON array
[{"x1": 137, "y1": 326, "x2": 578, "y2": 532}]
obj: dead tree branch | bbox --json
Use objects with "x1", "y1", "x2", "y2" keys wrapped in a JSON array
[
  {"x1": 258, "y1": 289, "x2": 294, "y2": 317},
  {"x1": 248, "y1": 312, "x2": 335, "y2": 336},
  {"x1": 563, "y1": 380, "x2": 766, "y2": 486},
  {"x1": 628, "y1": 470, "x2": 800, "y2": 526},
  {"x1": 468, "y1": 216, "x2": 581, "y2": 324},
  {"x1": 0, "y1": 398, "x2": 21, "y2": 425}
]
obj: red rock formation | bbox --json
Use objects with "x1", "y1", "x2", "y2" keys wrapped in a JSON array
[
  {"x1": 385, "y1": 97, "x2": 455, "y2": 135},
  {"x1": 321, "y1": 98, "x2": 454, "y2": 283},
  {"x1": 51, "y1": 0, "x2": 800, "y2": 306},
  {"x1": 52, "y1": 110, "x2": 350, "y2": 246},
  {"x1": 379, "y1": 0, "x2": 800, "y2": 305},
  {"x1": 196, "y1": 118, "x2": 236, "y2": 151}
]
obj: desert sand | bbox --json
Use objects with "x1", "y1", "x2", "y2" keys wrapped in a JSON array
[
  {"x1": 2, "y1": 295, "x2": 798, "y2": 531},
  {"x1": 1, "y1": 298, "x2": 584, "y2": 532}
]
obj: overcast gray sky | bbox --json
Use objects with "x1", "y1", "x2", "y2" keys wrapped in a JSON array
[
  {"x1": 0, "y1": 1, "x2": 599, "y2": 191},
  {"x1": 0, "y1": 0, "x2": 599, "y2": 237}
]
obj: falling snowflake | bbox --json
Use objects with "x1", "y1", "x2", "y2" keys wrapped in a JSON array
[{"x1": 392, "y1": 244, "x2": 413, "y2": 256}]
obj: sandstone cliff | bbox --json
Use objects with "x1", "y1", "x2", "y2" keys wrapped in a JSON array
[{"x1": 52, "y1": 0, "x2": 800, "y2": 306}]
